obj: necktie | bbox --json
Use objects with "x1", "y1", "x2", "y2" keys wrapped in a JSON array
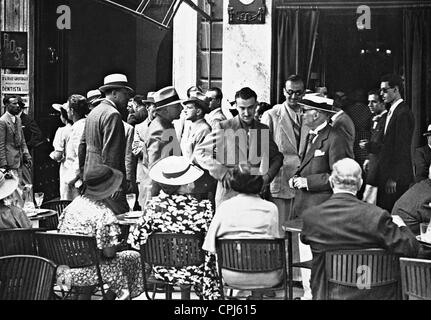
[
  {"x1": 384, "y1": 110, "x2": 392, "y2": 135},
  {"x1": 292, "y1": 113, "x2": 301, "y2": 149},
  {"x1": 305, "y1": 132, "x2": 317, "y2": 155}
]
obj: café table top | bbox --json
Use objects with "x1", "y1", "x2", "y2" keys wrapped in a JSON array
[
  {"x1": 116, "y1": 211, "x2": 144, "y2": 226},
  {"x1": 282, "y1": 218, "x2": 303, "y2": 233},
  {"x1": 25, "y1": 208, "x2": 57, "y2": 221}
]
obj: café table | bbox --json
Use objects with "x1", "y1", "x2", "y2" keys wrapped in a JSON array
[
  {"x1": 26, "y1": 208, "x2": 57, "y2": 228},
  {"x1": 283, "y1": 218, "x2": 312, "y2": 300},
  {"x1": 116, "y1": 211, "x2": 144, "y2": 245}
]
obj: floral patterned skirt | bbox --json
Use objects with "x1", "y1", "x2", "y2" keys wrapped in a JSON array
[{"x1": 57, "y1": 250, "x2": 144, "y2": 298}]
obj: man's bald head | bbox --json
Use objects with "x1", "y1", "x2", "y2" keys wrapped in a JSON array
[{"x1": 329, "y1": 158, "x2": 363, "y2": 194}]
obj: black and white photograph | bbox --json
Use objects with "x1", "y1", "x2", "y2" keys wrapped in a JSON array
[{"x1": 0, "y1": 0, "x2": 431, "y2": 308}]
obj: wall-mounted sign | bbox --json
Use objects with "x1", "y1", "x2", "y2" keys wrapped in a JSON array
[
  {"x1": 228, "y1": 0, "x2": 266, "y2": 24},
  {"x1": 1, "y1": 74, "x2": 29, "y2": 94},
  {"x1": 0, "y1": 32, "x2": 27, "y2": 69}
]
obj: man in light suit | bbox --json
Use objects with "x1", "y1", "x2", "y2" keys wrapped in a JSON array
[
  {"x1": 301, "y1": 158, "x2": 419, "y2": 300},
  {"x1": 195, "y1": 87, "x2": 283, "y2": 208},
  {"x1": 146, "y1": 86, "x2": 183, "y2": 196},
  {"x1": 376, "y1": 74, "x2": 414, "y2": 211},
  {"x1": 261, "y1": 75, "x2": 308, "y2": 225},
  {"x1": 78, "y1": 74, "x2": 133, "y2": 215},
  {"x1": 0, "y1": 95, "x2": 32, "y2": 185}
]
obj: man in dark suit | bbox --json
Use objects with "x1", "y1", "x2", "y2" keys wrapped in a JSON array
[
  {"x1": 301, "y1": 158, "x2": 419, "y2": 300},
  {"x1": 78, "y1": 73, "x2": 133, "y2": 214},
  {"x1": 330, "y1": 95, "x2": 355, "y2": 156},
  {"x1": 377, "y1": 74, "x2": 414, "y2": 211},
  {"x1": 413, "y1": 124, "x2": 431, "y2": 183},
  {"x1": 290, "y1": 98, "x2": 353, "y2": 218},
  {"x1": 195, "y1": 87, "x2": 283, "y2": 208}
]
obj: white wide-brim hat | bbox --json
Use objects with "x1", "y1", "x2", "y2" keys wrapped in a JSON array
[
  {"x1": 99, "y1": 73, "x2": 134, "y2": 95},
  {"x1": 423, "y1": 124, "x2": 431, "y2": 137},
  {"x1": 149, "y1": 156, "x2": 203, "y2": 186},
  {"x1": 52, "y1": 101, "x2": 69, "y2": 112},
  {"x1": 0, "y1": 171, "x2": 19, "y2": 200}
]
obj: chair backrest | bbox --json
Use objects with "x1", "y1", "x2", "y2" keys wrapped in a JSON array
[
  {"x1": 0, "y1": 228, "x2": 43, "y2": 256},
  {"x1": 140, "y1": 232, "x2": 205, "y2": 268},
  {"x1": 325, "y1": 249, "x2": 401, "y2": 300},
  {"x1": 216, "y1": 238, "x2": 286, "y2": 273},
  {"x1": 0, "y1": 255, "x2": 57, "y2": 300},
  {"x1": 400, "y1": 257, "x2": 431, "y2": 300},
  {"x1": 40, "y1": 200, "x2": 72, "y2": 230},
  {"x1": 35, "y1": 232, "x2": 101, "y2": 268}
]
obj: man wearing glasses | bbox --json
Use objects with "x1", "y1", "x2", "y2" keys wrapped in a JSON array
[{"x1": 376, "y1": 74, "x2": 414, "y2": 211}]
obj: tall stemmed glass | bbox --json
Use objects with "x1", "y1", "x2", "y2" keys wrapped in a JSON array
[
  {"x1": 34, "y1": 192, "x2": 44, "y2": 209},
  {"x1": 126, "y1": 193, "x2": 136, "y2": 213}
]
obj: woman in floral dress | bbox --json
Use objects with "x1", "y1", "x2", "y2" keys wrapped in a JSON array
[
  {"x1": 128, "y1": 156, "x2": 221, "y2": 300},
  {"x1": 58, "y1": 164, "x2": 144, "y2": 299}
]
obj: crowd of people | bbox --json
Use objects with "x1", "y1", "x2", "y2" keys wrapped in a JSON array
[{"x1": 0, "y1": 71, "x2": 430, "y2": 300}]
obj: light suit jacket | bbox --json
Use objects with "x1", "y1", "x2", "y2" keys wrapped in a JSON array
[
  {"x1": 123, "y1": 121, "x2": 136, "y2": 183},
  {"x1": 261, "y1": 103, "x2": 308, "y2": 199},
  {"x1": 0, "y1": 112, "x2": 31, "y2": 169}
]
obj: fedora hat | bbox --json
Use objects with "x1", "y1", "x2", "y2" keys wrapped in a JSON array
[
  {"x1": 52, "y1": 101, "x2": 69, "y2": 113},
  {"x1": 142, "y1": 91, "x2": 156, "y2": 104},
  {"x1": 0, "y1": 170, "x2": 18, "y2": 200},
  {"x1": 298, "y1": 93, "x2": 336, "y2": 114},
  {"x1": 87, "y1": 89, "x2": 104, "y2": 104},
  {"x1": 153, "y1": 86, "x2": 183, "y2": 110},
  {"x1": 99, "y1": 73, "x2": 134, "y2": 95},
  {"x1": 149, "y1": 156, "x2": 203, "y2": 186},
  {"x1": 83, "y1": 165, "x2": 124, "y2": 201},
  {"x1": 182, "y1": 91, "x2": 211, "y2": 114},
  {"x1": 423, "y1": 124, "x2": 431, "y2": 137}
]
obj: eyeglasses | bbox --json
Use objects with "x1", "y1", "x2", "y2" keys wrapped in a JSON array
[
  {"x1": 285, "y1": 89, "x2": 304, "y2": 96},
  {"x1": 380, "y1": 87, "x2": 394, "y2": 94}
]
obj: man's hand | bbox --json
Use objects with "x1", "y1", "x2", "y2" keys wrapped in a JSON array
[
  {"x1": 363, "y1": 159, "x2": 370, "y2": 174},
  {"x1": 359, "y1": 139, "x2": 369, "y2": 150},
  {"x1": 293, "y1": 177, "x2": 308, "y2": 189},
  {"x1": 221, "y1": 169, "x2": 233, "y2": 189},
  {"x1": 385, "y1": 179, "x2": 397, "y2": 194}
]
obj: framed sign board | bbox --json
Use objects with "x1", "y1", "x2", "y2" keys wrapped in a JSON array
[
  {"x1": 0, "y1": 32, "x2": 27, "y2": 69},
  {"x1": 228, "y1": 0, "x2": 266, "y2": 24}
]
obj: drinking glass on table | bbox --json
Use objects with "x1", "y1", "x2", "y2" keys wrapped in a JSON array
[
  {"x1": 34, "y1": 192, "x2": 44, "y2": 209},
  {"x1": 420, "y1": 222, "x2": 431, "y2": 243},
  {"x1": 126, "y1": 193, "x2": 136, "y2": 213}
]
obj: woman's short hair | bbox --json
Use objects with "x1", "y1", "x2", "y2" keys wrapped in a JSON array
[
  {"x1": 68, "y1": 94, "x2": 89, "y2": 118},
  {"x1": 230, "y1": 164, "x2": 263, "y2": 194}
]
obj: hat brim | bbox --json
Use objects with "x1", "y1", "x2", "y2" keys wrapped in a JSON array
[
  {"x1": 52, "y1": 104, "x2": 63, "y2": 112},
  {"x1": 182, "y1": 99, "x2": 210, "y2": 114},
  {"x1": 89, "y1": 97, "x2": 104, "y2": 106},
  {"x1": 84, "y1": 168, "x2": 124, "y2": 201},
  {"x1": 99, "y1": 84, "x2": 134, "y2": 95},
  {"x1": 298, "y1": 102, "x2": 337, "y2": 114},
  {"x1": 0, "y1": 175, "x2": 18, "y2": 200},
  {"x1": 149, "y1": 161, "x2": 203, "y2": 186},
  {"x1": 424, "y1": 132, "x2": 431, "y2": 137},
  {"x1": 156, "y1": 100, "x2": 184, "y2": 110}
]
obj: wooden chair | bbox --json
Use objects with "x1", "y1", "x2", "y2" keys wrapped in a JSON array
[
  {"x1": 140, "y1": 232, "x2": 205, "y2": 300},
  {"x1": 0, "y1": 228, "x2": 44, "y2": 256},
  {"x1": 216, "y1": 238, "x2": 288, "y2": 300},
  {"x1": 0, "y1": 255, "x2": 57, "y2": 300},
  {"x1": 35, "y1": 231, "x2": 108, "y2": 300},
  {"x1": 400, "y1": 257, "x2": 431, "y2": 300},
  {"x1": 325, "y1": 249, "x2": 401, "y2": 300},
  {"x1": 40, "y1": 199, "x2": 72, "y2": 230}
]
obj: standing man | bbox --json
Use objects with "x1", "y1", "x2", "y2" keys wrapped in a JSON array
[
  {"x1": 195, "y1": 87, "x2": 283, "y2": 208},
  {"x1": 205, "y1": 87, "x2": 227, "y2": 130},
  {"x1": 146, "y1": 86, "x2": 183, "y2": 195},
  {"x1": 78, "y1": 73, "x2": 133, "y2": 215},
  {"x1": 181, "y1": 91, "x2": 217, "y2": 201},
  {"x1": 0, "y1": 95, "x2": 32, "y2": 186},
  {"x1": 330, "y1": 95, "x2": 355, "y2": 156},
  {"x1": 413, "y1": 124, "x2": 431, "y2": 183},
  {"x1": 376, "y1": 74, "x2": 414, "y2": 211},
  {"x1": 261, "y1": 75, "x2": 308, "y2": 225}
]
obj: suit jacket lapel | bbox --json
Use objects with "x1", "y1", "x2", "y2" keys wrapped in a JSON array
[
  {"x1": 385, "y1": 102, "x2": 404, "y2": 137},
  {"x1": 278, "y1": 105, "x2": 298, "y2": 152},
  {"x1": 298, "y1": 125, "x2": 330, "y2": 172}
]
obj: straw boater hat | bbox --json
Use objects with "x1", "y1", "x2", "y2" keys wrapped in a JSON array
[
  {"x1": 142, "y1": 91, "x2": 156, "y2": 104},
  {"x1": 298, "y1": 93, "x2": 336, "y2": 114},
  {"x1": 153, "y1": 86, "x2": 183, "y2": 110},
  {"x1": 83, "y1": 165, "x2": 124, "y2": 201},
  {"x1": 99, "y1": 73, "x2": 134, "y2": 95},
  {"x1": 182, "y1": 91, "x2": 211, "y2": 114},
  {"x1": 87, "y1": 89, "x2": 104, "y2": 105},
  {"x1": 52, "y1": 101, "x2": 70, "y2": 112},
  {"x1": 0, "y1": 170, "x2": 18, "y2": 200},
  {"x1": 423, "y1": 124, "x2": 431, "y2": 137},
  {"x1": 149, "y1": 156, "x2": 203, "y2": 186}
]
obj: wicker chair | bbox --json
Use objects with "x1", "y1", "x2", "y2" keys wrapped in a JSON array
[
  {"x1": 400, "y1": 257, "x2": 431, "y2": 300},
  {"x1": 0, "y1": 228, "x2": 44, "y2": 256},
  {"x1": 35, "y1": 231, "x2": 108, "y2": 300},
  {"x1": 215, "y1": 238, "x2": 288, "y2": 300},
  {"x1": 0, "y1": 255, "x2": 57, "y2": 300},
  {"x1": 40, "y1": 199, "x2": 72, "y2": 230},
  {"x1": 325, "y1": 249, "x2": 401, "y2": 300},
  {"x1": 140, "y1": 232, "x2": 205, "y2": 300}
]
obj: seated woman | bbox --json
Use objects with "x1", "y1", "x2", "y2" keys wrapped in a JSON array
[
  {"x1": 57, "y1": 164, "x2": 144, "y2": 299},
  {"x1": 128, "y1": 156, "x2": 221, "y2": 300},
  {"x1": 0, "y1": 170, "x2": 32, "y2": 229},
  {"x1": 202, "y1": 163, "x2": 282, "y2": 296}
]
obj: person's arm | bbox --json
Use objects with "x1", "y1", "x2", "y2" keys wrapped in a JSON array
[
  {"x1": 132, "y1": 125, "x2": 145, "y2": 157},
  {"x1": 24, "y1": 118, "x2": 45, "y2": 149},
  {"x1": 19, "y1": 124, "x2": 32, "y2": 165},
  {"x1": 78, "y1": 125, "x2": 87, "y2": 177},
  {"x1": 101, "y1": 113, "x2": 126, "y2": 169},
  {"x1": 413, "y1": 148, "x2": 428, "y2": 183},
  {"x1": 0, "y1": 121, "x2": 8, "y2": 168}
]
